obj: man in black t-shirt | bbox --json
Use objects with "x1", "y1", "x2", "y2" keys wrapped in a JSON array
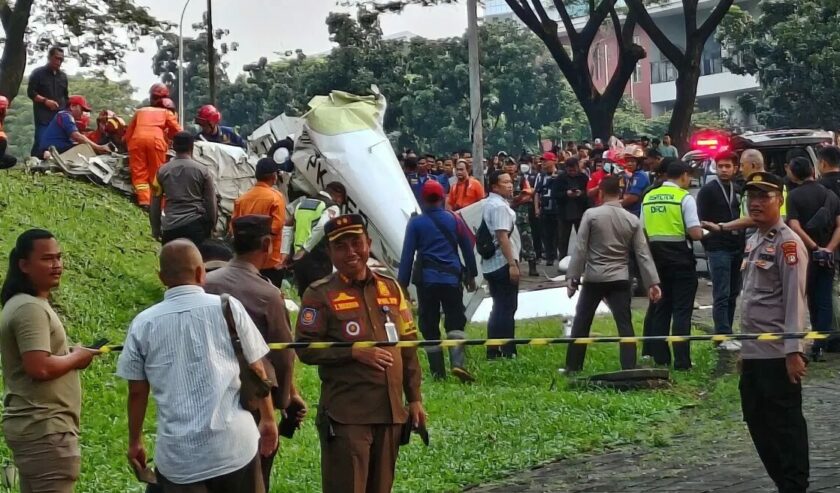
[
  {"x1": 553, "y1": 158, "x2": 590, "y2": 261},
  {"x1": 816, "y1": 145, "x2": 840, "y2": 352},
  {"x1": 786, "y1": 157, "x2": 840, "y2": 360},
  {"x1": 697, "y1": 151, "x2": 744, "y2": 340}
]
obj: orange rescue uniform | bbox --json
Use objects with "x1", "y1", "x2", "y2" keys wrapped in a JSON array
[
  {"x1": 124, "y1": 107, "x2": 181, "y2": 206},
  {"x1": 231, "y1": 182, "x2": 287, "y2": 269}
]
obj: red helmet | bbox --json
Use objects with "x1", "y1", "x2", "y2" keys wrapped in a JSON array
[
  {"x1": 160, "y1": 98, "x2": 176, "y2": 111},
  {"x1": 195, "y1": 104, "x2": 221, "y2": 125},
  {"x1": 105, "y1": 116, "x2": 127, "y2": 134},
  {"x1": 150, "y1": 83, "x2": 170, "y2": 98}
]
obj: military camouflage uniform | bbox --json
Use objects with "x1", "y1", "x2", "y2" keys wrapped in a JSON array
[{"x1": 512, "y1": 174, "x2": 536, "y2": 263}]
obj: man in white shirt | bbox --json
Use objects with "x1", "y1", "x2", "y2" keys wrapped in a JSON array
[
  {"x1": 118, "y1": 240, "x2": 278, "y2": 493},
  {"x1": 482, "y1": 170, "x2": 521, "y2": 359}
]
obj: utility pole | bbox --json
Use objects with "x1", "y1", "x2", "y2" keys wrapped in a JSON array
[
  {"x1": 467, "y1": 0, "x2": 484, "y2": 184},
  {"x1": 206, "y1": 0, "x2": 216, "y2": 106}
]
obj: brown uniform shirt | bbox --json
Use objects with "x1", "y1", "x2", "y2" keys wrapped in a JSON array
[
  {"x1": 204, "y1": 258, "x2": 294, "y2": 409},
  {"x1": 295, "y1": 270, "x2": 422, "y2": 425}
]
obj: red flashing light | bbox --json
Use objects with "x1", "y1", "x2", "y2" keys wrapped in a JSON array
[{"x1": 690, "y1": 130, "x2": 731, "y2": 156}]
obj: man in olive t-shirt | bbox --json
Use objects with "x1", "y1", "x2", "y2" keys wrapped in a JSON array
[{"x1": 0, "y1": 230, "x2": 99, "y2": 493}]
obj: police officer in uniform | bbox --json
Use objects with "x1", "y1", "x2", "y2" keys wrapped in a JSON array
[
  {"x1": 641, "y1": 161, "x2": 704, "y2": 369},
  {"x1": 738, "y1": 172, "x2": 810, "y2": 493},
  {"x1": 291, "y1": 182, "x2": 346, "y2": 296},
  {"x1": 295, "y1": 214, "x2": 426, "y2": 493}
]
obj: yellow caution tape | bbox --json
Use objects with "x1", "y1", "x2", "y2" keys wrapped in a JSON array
[{"x1": 100, "y1": 331, "x2": 829, "y2": 353}]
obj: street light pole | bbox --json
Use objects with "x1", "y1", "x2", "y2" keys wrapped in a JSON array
[
  {"x1": 467, "y1": 0, "x2": 484, "y2": 184},
  {"x1": 206, "y1": 0, "x2": 216, "y2": 106},
  {"x1": 178, "y1": 0, "x2": 193, "y2": 127}
]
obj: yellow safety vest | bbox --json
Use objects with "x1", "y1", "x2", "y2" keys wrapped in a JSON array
[
  {"x1": 294, "y1": 198, "x2": 326, "y2": 250},
  {"x1": 642, "y1": 185, "x2": 689, "y2": 242}
]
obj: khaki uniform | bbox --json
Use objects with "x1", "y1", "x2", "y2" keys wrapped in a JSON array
[
  {"x1": 295, "y1": 270, "x2": 422, "y2": 493},
  {"x1": 739, "y1": 220, "x2": 810, "y2": 492},
  {"x1": 204, "y1": 258, "x2": 295, "y2": 492}
]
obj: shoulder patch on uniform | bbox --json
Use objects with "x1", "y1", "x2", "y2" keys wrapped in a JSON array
[
  {"x1": 782, "y1": 241, "x2": 798, "y2": 265},
  {"x1": 299, "y1": 308, "x2": 318, "y2": 326}
]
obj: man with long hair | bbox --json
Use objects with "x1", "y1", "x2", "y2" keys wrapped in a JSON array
[{"x1": 0, "y1": 229, "x2": 101, "y2": 492}]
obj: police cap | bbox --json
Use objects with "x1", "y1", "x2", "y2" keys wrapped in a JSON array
[
  {"x1": 232, "y1": 215, "x2": 272, "y2": 239},
  {"x1": 744, "y1": 171, "x2": 784, "y2": 193},
  {"x1": 325, "y1": 214, "x2": 367, "y2": 242}
]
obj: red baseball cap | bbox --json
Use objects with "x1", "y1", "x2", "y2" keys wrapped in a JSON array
[
  {"x1": 421, "y1": 180, "x2": 445, "y2": 202},
  {"x1": 68, "y1": 95, "x2": 92, "y2": 111},
  {"x1": 542, "y1": 152, "x2": 558, "y2": 161}
]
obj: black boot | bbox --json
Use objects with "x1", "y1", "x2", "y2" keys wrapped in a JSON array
[
  {"x1": 425, "y1": 349, "x2": 447, "y2": 380},
  {"x1": 529, "y1": 260, "x2": 538, "y2": 277}
]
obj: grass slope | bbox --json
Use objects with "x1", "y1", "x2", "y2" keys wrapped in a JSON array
[{"x1": 0, "y1": 171, "x2": 729, "y2": 492}]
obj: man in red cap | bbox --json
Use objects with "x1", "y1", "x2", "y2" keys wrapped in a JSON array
[
  {"x1": 35, "y1": 95, "x2": 109, "y2": 158},
  {"x1": 398, "y1": 180, "x2": 478, "y2": 381}
]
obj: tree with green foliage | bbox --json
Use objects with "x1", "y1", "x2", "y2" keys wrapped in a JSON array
[
  {"x1": 717, "y1": 1, "x2": 840, "y2": 130},
  {"x1": 625, "y1": 0, "x2": 734, "y2": 149},
  {"x1": 0, "y1": 0, "x2": 164, "y2": 101},
  {"x1": 151, "y1": 12, "x2": 233, "y2": 122}
]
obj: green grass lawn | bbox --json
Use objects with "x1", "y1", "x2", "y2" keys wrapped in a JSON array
[{"x1": 0, "y1": 171, "x2": 735, "y2": 492}]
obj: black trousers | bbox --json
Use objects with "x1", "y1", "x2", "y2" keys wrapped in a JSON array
[
  {"x1": 541, "y1": 214, "x2": 560, "y2": 262},
  {"x1": 557, "y1": 218, "x2": 581, "y2": 260},
  {"x1": 643, "y1": 267, "x2": 697, "y2": 369},
  {"x1": 566, "y1": 280, "x2": 636, "y2": 372},
  {"x1": 528, "y1": 208, "x2": 543, "y2": 259},
  {"x1": 259, "y1": 268, "x2": 286, "y2": 289},
  {"x1": 740, "y1": 359, "x2": 809, "y2": 493},
  {"x1": 161, "y1": 218, "x2": 211, "y2": 246},
  {"x1": 416, "y1": 283, "x2": 467, "y2": 341},
  {"x1": 0, "y1": 140, "x2": 17, "y2": 169},
  {"x1": 157, "y1": 452, "x2": 264, "y2": 493},
  {"x1": 485, "y1": 266, "x2": 519, "y2": 358}
]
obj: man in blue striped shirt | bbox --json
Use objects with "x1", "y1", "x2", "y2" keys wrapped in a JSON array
[{"x1": 118, "y1": 240, "x2": 277, "y2": 492}]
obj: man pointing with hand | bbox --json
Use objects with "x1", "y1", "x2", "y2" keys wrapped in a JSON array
[{"x1": 295, "y1": 214, "x2": 425, "y2": 493}]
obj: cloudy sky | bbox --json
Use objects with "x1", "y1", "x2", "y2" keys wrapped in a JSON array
[{"x1": 122, "y1": 0, "x2": 471, "y2": 96}]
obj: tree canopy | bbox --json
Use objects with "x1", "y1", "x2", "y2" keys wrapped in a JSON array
[
  {"x1": 0, "y1": 0, "x2": 165, "y2": 100},
  {"x1": 717, "y1": 0, "x2": 840, "y2": 130}
]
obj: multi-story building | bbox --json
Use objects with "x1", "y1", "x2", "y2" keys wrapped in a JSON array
[{"x1": 484, "y1": 0, "x2": 760, "y2": 126}]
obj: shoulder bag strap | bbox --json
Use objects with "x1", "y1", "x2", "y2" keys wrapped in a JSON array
[
  {"x1": 220, "y1": 293, "x2": 244, "y2": 356},
  {"x1": 426, "y1": 211, "x2": 460, "y2": 255}
]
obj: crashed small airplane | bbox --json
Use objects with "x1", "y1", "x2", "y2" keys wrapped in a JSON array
[{"x1": 37, "y1": 87, "x2": 519, "y2": 319}]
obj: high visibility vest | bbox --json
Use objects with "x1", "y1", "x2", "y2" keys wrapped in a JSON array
[
  {"x1": 642, "y1": 185, "x2": 690, "y2": 242},
  {"x1": 294, "y1": 198, "x2": 326, "y2": 250},
  {"x1": 642, "y1": 185, "x2": 695, "y2": 268}
]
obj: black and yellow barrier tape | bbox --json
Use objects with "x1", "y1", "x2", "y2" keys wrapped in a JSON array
[{"x1": 97, "y1": 331, "x2": 828, "y2": 353}]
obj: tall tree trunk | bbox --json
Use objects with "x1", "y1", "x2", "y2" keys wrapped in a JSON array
[
  {"x1": 669, "y1": 65, "x2": 701, "y2": 153},
  {"x1": 583, "y1": 102, "x2": 614, "y2": 142},
  {"x1": 0, "y1": 0, "x2": 35, "y2": 101}
]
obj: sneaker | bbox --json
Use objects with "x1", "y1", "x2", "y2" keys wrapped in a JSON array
[
  {"x1": 452, "y1": 367, "x2": 476, "y2": 383},
  {"x1": 719, "y1": 340, "x2": 742, "y2": 352}
]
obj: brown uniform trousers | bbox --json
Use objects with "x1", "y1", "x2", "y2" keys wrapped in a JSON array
[{"x1": 295, "y1": 271, "x2": 423, "y2": 493}]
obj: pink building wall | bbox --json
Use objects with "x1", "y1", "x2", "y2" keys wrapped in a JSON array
[{"x1": 586, "y1": 26, "x2": 653, "y2": 117}]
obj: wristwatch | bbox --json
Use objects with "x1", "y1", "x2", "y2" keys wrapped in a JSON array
[{"x1": 717, "y1": 222, "x2": 726, "y2": 233}]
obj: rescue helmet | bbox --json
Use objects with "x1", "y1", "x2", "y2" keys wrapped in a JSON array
[
  {"x1": 195, "y1": 104, "x2": 221, "y2": 125},
  {"x1": 105, "y1": 116, "x2": 127, "y2": 134},
  {"x1": 150, "y1": 83, "x2": 170, "y2": 98},
  {"x1": 622, "y1": 144, "x2": 644, "y2": 159}
]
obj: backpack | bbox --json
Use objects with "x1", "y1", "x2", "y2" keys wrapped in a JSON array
[{"x1": 476, "y1": 219, "x2": 497, "y2": 260}]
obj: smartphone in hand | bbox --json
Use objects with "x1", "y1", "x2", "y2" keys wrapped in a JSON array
[
  {"x1": 86, "y1": 338, "x2": 109, "y2": 350},
  {"x1": 279, "y1": 400, "x2": 305, "y2": 438}
]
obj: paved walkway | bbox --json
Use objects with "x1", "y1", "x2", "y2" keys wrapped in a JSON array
[{"x1": 469, "y1": 356, "x2": 840, "y2": 493}]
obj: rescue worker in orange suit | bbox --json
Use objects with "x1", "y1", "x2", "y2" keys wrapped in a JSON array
[
  {"x1": 194, "y1": 104, "x2": 246, "y2": 149},
  {"x1": 0, "y1": 96, "x2": 17, "y2": 169},
  {"x1": 295, "y1": 214, "x2": 426, "y2": 493},
  {"x1": 125, "y1": 85, "x2": 182, "y2": 208}
]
